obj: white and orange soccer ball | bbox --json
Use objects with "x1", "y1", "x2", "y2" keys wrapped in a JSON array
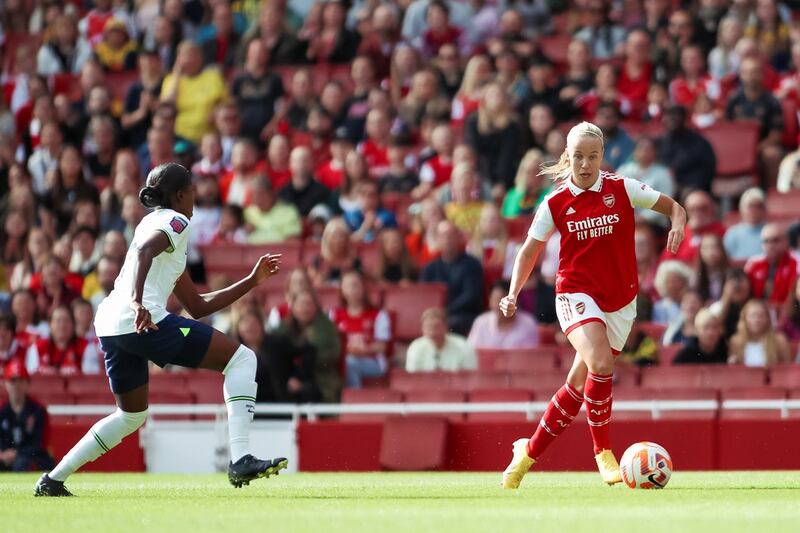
[{"x1": 619, "y1": 442, "x2": 673, "y2": 489}]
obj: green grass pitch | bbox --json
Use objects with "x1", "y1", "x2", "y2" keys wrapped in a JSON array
[{"x1": 2, "y1": 472, "x2": 799, "y2": 533}]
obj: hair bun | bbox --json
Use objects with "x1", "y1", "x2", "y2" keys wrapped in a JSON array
[{"x1": 139, "y1": 186, "x2": 162, "y2": 208}]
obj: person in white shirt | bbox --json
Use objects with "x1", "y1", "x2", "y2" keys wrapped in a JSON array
[{"x1": 406, "y1": 307, "x2": 477, "y2": 372}]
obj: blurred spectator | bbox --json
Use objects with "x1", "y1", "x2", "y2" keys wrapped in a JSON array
[
  {"x1": 416, "y1": 123, "x2": 455, "y2": 197},
  {"x1": 1, "y1": 209, "x2": 29, "y2": 266},
  {"x1": 33, "y1": 255, "x2": 81, "y2": 323},
  {"x1": 84, "y1": 116, "x2": 118, "y2": 184},
  {"x1": 729, "y1": 299, "x2": 791, "y2": 366},
  {"x1": 357, "y1": 4, "x2": 401, "y2": 80},
  {"x1": 358, "y1": 108, "x2": 392, "y2": 178},
  {"x1": 406, "y1": 197, "x2": 444, "y2": 266},
  {"x1": 192, "y1": 133, "x2": 225, "y2": 180},
  {"x1": 402, "y1": 0, "x2": 472, "y2": 46},
  {"x1": 160, "y1": 41, "x2": 227, "y2": 144},
  {"x1": 662, "y1": 289, "x2": 702, "y2": 346},
  {"x1": 244, "y1": 177, "x2": 301, "y2": 244},
  {"x1": 467, "y1": 203, "x2": 510, "y2": 274},
  {"x1": 272, "y1": 289, "x2": 342, "y2": 403},
  {"x1": 657, "y1": 104, "x2": 716, "y2": 195},
  {"x1": 726, "y1": 56, "x2": 784, "y2": 187},
  {"x1": 695, "y1": 234, "x2": 730, "y2": 303},
  {"x1": 709, "y1": 16, "x2": 744, "y2": 80},
  {"x1": 305, "y1": 0, "x2": 361, "y2": 63},
  {"x1": 619, "y1": 318, "x2": 659, "y2": 367},
  {"x1": 345, "y1": 181, "x2": 397, "y2": 243},
  {"x1": 635, "y1": 224, "x2": 660, "y2": 302},
  {"x1": 317, "y1": 128, "x2": 353, "y2": 191},
  {"x1": 485, "y1": 8, "x2": 541, "y2": 61},
  {"x1": 68, "y1": 226, "x2": 100, "y2": 277},
  {"x1": 199, "y1": 2, "x2": 242, "y2": 68},
  {"x1": 71, "y1": 298, "x2": 98, "y2": 348},
  {"x1": 219, "y1": 139, "x2": 262, "y2": 207},
  {"x1": 745, "y1": 223, "x2": 798, "y2": 316},
  {"x1": 573, "y1": 0, "x2": 626, "y2": 59},
  {"x1": 238, "y1": 1, "x2": 303, "y2": 66},
  {"x1": 468, "y1": 280, "x2": 539, "y2": 349},
  {"x1": 11, "y1": 289, "x2": 49, "y2": 345},
  {"x1": 723, "y1": 188, "x2": 768, "y2": 261},
  {"x1": 398, "y1": 69, "x2": 449, "y2": 133},
  {"x1": 331, "y1": 271, "x2": 392, "y2": 388},
  {"x1": 595, "y1": 102, "x2": 634, "y2": 171},
  {"x1": 233, "y1": 309, "x2": 274, "y2": 402},
  {"x1": 451, "y1": 54, "x2": 492, "y2": 125},
  {"x1": 212, "y1": 205, "x2": 248, "y2": 244},
  {"x1": 776, "y1": 141, "x2": 800, "y2": 193},
  {"x1": 525, "y1": 104, "x2": 555, "y2": 153},
  {"x1": 652, "y1": 260, "x2": 694, "y2": 325},
  {"x1": 94, "y1": 18, "x2": 138, "y2": 72},
  {"x1": 279, "y1": 146, "x2": 331, "y2": 217},
  {"x1": 617, "y1": 137, "x2": 674, "y2": 228},
  {"x1": 138, "y1": 126, "x2": 176, "y2": 178},
  {"x1": 375, "y1": 228, "x2": 418, "y2": 284},
  {"x1": 781, "y1": 280, "x2": 800, "y2": 342},
  {"x1": 44, "y1": 145, "x2": 103, "y2": 234},
  {"x1": 0, "y1": 360, "x2": 54, "y2": 472},
  {"x1": 261, "y1": 134, "x2": 292, "y2": 190},
  {"x1": 710, "y1": 268, "x2": 753, "y2": 338},
  {"x1": 406, "y1": 307, "x2": 477, "y2": 371},
  {"x1": 310, "y1": 218, "x2": 362, "y2": 287},
  {"x1": 661, "y1": 190, "x2": 725, "y2": 263},
  {"x1": 775, "y1": 40, "x2": 800, "y2": 106},
  {"x1": 744, "y1": 0, "x2": 791, "y2": 70},
  {"x1": 465, "y1": 83, "x2": 522, "y2": 197},
  {"x1": 380, "y1": 136, "x2": 419, "y2": 194},
  {"x1": 501, "y1": 149, "x2": 549, "y2": 218},
  {"x1": 267, "y1": 267, "x2": 315, "y2": 330},
  {"x1": 557, "y1": 39, "x2": 594, "y2": 119},
  {"x1": 0, "y1": 315, "x2": 27, "y2": 370},
  {"x1": 669, "y1": 45, "x2": 719, "y2": 109},
  {"x1": 618, "y1": 30, "x2": 654, "y2": 114},
  {"x1": 284, "y1": 69, "x2": 315, "y2": 132},
  {"x1": 231, "y1": 40, "x2": 285, "y2": 143},
  {"x1": 37, "y1": 14, "x2": 93, "y2": 76},
  {"x1": 421, "y1": 220, "x2": 483, "y2": 335},
  {"x1": 673, "y1": 308, "x2": 728, "y2": 364},
  {"x1": 434, "y1": 43, "x2": 463, "y2": 100},
  {"x1": 82, "y1": 255, "x2": 121, "y2": 311},
  {"x1": 26, "y1": 305, "x2": 100, "y2": 375},
  {"x1": 330, "y1": 151, "x2": 367, "y2": 215},
  {"x1": 417, "y1": 0, "x2": 466, "y2": 59},
  {"x1": 214, "y1": 102, "x2": 241, "y2": 168},
  {"x1": 9, "y1": 229, "x2": 52, "y2": 293},
  {"x1": 444, "y1": 162, "x2": 486, "y2": 234},
  {"x1": 26, "y1": 122, "x2": 63, "y2": 194}
]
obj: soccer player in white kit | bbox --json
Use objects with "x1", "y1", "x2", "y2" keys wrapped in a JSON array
[
  {"x1": 35, "y1": 163, "x2": 286, "y2": 496},
  {"x1": 500, "y1": 122, "x2": 687, "y2": 487}
]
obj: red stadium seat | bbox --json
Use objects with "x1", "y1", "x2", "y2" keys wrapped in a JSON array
[
  {"x1": 781, "y1": 98, "x2": 798, "y2": 149},
  {"x1": 66, "y1": 375, "x2": 110, "y2": 395},
  {"x1": 341, "y1": 388, "x2": 403, "y2": 421},
  {"x1": 448, "y1": 371, "x2": 509, "y2": 391},
  {"x1": 640, "y1": 365, "x2": 767, "y2": 390},
  {"x1": 379, "y1": 416, "x2": 448, "y2": 471},
  {"x1": 766, "y1": 189, "x2": 800, "y2": 222},
  {"x1": 382, "y1": 283, "x2": 448, "y2": 341},
  {"x1": 505, "y1": 216, "x2": 534, "y2": 241},
  {"x1": 538, "y1": 34, "x2": 572, "y2": 65},
  {"x1": 389, "y1": 370, "x2": 451, "y2": 392},
  {"x1": 639, "y1": 322, "x2": 667, "y2": 343},
  {"x1": 356, "y1": 242, "x2": 382, "y2": 278},
  {"x1": 613, "y1": 365, "x2": 640, "y2": 387},
  {"x1": 538, "y1": 324, "x2": 558, "y2": 346},
  {"x1": 149, "y1": 390, "x2": 196, "y2": 420},
  {"x1": 720, "y1": 387, "x2": 788, "y2": 419},
  {"x1": 510, "y1": 370, "x2": 568, "y2": 396},
  {"x1": 72, "y1": 391, "x2": 116, "y2": 423},
  {"x1": 105, "y1": 71, "x2": 140, "y2": 102},
  {"x1": 30, "y1": 391, "x2": 75, "y2": 406},
  {"x1": 184, "y1": 371, "x2": 225, "y2": 404},
  {"x1": 404, "y1": 390, "x2": 466, "y2": 421},
  {"x1": 467, "y1": 389, "x2": 534, "y2": 421},
  {"x1": 241, "y1": 241, "x2": 302, "y2": 290},
  {"x1": 701, "y1": 121, "x2": 760, "y2": 200},
  {"x1": 646, "y1": 388, "x2": 719, "y2": 420},
  {"x1": 489, "y1": 348, "x2": 559, "y2": 372},
  {"x1": 316, "y1": 286, "x2": 342, "y2": 312},
  {"x1": 658, "y1": 345, "x2": 682, "y2": 366},
  {"x1": 28, "y1": 375, "x2": 66, "y2": 397},
  {"x1": 2, "y1": 32, "x2": 43, "y2": 73},
  {"x1": 200, "y1": 243, "x2": 247, "y2": 279},
  {"x1": 769, "y1": 364, "x2": 800, "y2": 389},
  {"x1": 147, "y1": 372, "x2": 188, "y2": 394}
]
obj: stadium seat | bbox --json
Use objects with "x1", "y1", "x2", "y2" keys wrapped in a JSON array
[
  {"x1": 389, "y1": 370, "x2": 451, "y2": 392},
  {"x1": 612, "y1": 386, "x2": 653, "y2": 420},
  {"x1": 448, "y1": 371, "x2": 509, "y2": 391},
  {"x1": 720, "y1": 387, "x2": 788, "y2": 419},
  {"x1": 404, "y1": 390, "x2": 466, "y2": 421},
  {"x1": 147, "y1": 372, "x2": 188, "y2": 394},
  {"x1": 149, "y1": 391, "x2": 197, "y2": 420},
  {"x1": 316, "y1": 285, "x2": 343, "y2": 312},
  {"x1": 467, "y1": 389, "x2": 534, "y2": 421},
  {"x1": 382, "y1": 283, "x2": 448, "y2": 341},
  {"x1": 505, "y1": 216, "x2": 534, "y2": 241},
  {"x1": 765, "y1": 189, "x2": 800, "y2": 222},
  {"x1": 66, "y1": 375, "x2": 110, "y2": 395},
  {"x1": 538, "y1": 34, "x2": 572, "y2": 65},
  {"x1": 489, "y1": 348, "x2": 559, "y2": 373},
  {"x1": 30, "y1": 391, "x2": 75, "y2": 407},
  {"x1": 781, "y1": 98, "x2": 799, "y2": 149},
  {"x1": 640, "y1": 365, "x2": 767, "y2": 390},
  {"x1": 241, "y1": 241, "x2": 302, "y2": 289},
  {"x1": 613, "y1": 365, "x2": 640, "y2": 387},
  {"x1": 184, "y1": 371, "x2": 225, "y2": 404},
  {"x1": 658, "y1": 344, "x2": 682, "y2": 366},
  {"x1": 620, "y1": 121, "x2": 665, "y2": 140},
  {"x1": 701, "y1": 121, "x2": 760, "y2": 202},
  {"x1": 645, "y1": 388, "x2": 719, "y2": 420},
  {"x1": 341, "y1": 388, "x2": 403, "y2": 421},
  {"x1": 379, "y1": 416, "x2": 448, "y2": 471},
  {"x1": 356, "y1": 243, "x2": 382, "y2": 278},
  {"x1": 639, "y1": 322, "x2": 667, "y2": 343},
  {"x1": 769, "y1": 364, "x2": 800, "y2": 389},
  {"x1": 2, "y1": 32, "x2": 43, "y2": 73},
  {"x1": 28, "y1": 375, "x2": 66, "y2": 397},
  {"x1": 72, "y1": 391, "x2": 116, "y2": 423},
  {"x1": 510, "y1": 370, "x2": 568, "y2": 396},
  {"x1": 199, "y1": 243, "x2": 247, "y2": 279}
]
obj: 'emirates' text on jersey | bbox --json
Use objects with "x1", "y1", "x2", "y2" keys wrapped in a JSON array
[
  {"x1": 94, "y1": 208, "x2": 191, "y2": 336},
  {"x1": 528, "y1": 171, "x2": 661, "y2": 312}
]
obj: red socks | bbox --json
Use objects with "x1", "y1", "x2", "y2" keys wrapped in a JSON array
[
  {"x1": 526, "y1": 382, "x2": 584, "y2": 459},
  {"x1": 584, "y1": 371, "x2": 613, "y2": 454}
]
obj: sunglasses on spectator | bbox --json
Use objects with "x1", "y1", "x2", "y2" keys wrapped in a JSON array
[{"x1": 762, "y1": 237, "x2": 783, "y2": 244}]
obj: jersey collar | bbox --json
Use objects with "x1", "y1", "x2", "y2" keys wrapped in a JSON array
[{"x1": 567, "y1": 172, "x2": 603, "y2": 196}]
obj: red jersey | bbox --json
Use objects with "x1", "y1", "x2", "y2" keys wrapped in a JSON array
[
  {"x1": 29, "y1": 337, "x2": 95, "y2": 375},
  {"x1": 528, "y1": 171, "x2": 661, "y2": 312},
  {"x1": 316, "y1": 160, "x2": 345, "y2": 190},
  {"x1": 419, "y1": 155, "x2": 453, "y2": 187},
  {"x1": 669, "y1": 75, "x2": 720, "y2": 107},
  {"x1": 330, "y1": 307, "x2": 392, "y2": 356},
  {"x1": 745, "y1": 252, "x2": 800, "y2": 307},
  {"x1": 660, "y1": 222, "x2": 726, "y2": 263},
  {"x1": 358, "y1": 139, "x2": 390, "y2": 176},
  {"x1": 617, "y1": 62, "x2": 653, "y2": 107}
]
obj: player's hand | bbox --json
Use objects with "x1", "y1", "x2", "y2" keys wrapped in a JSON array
[
  {"x1": 499, "y1": 294, "x2": 517, "y2": 318},
  {"x1": 666, "y1": 226, "x2": 685, "y2": 254},
  {"x1": 251, "y1": 253, "x2": 282, "y2": 284},
  {"x1": 132, "y1": 302, "x2": 159, "y2": 334}
]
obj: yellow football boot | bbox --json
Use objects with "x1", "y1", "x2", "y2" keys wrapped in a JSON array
[
  {"x1": 595, "y1": 449, "x2": 622, "y2": 485},
  {"x1": 502, "y1": 438, "x2": 535, "y2": 489}
]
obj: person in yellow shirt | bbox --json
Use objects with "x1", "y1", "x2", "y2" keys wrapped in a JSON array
[
  {"x1": 160, "y1": 41, "x2": 227, "y2": 144},
  {"x1": 444, "y1": 162, "x2": 486, "y2": 234},
  {"x1": 244, "y1": 177, "x2": 302, "y2": 244}
]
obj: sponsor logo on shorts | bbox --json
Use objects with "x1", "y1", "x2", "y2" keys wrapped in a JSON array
[
  {"x1": 575, "y1": 302, "x2": 585, "y2": 315},
  {"x1": 603, "y1": 194, "x2": 615, "y2": 208}
]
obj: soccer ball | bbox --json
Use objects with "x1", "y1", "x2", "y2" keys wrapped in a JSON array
[{"x1": 619, "y1": 442, "x2": 673, "y2": 489}]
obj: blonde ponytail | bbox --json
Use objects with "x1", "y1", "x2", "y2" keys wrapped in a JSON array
[{"x1": 539, "y1": 121, "x2": 605, "y2": 183}]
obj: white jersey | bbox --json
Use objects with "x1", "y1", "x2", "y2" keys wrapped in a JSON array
[{"x1": 94, "y1": 208, "x2": 191, "y2": 336}]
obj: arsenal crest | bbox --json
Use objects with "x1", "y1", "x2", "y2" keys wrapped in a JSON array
[
  {"x1": 575, "y1": 302, "x2": 586, "y2": 315},
  {"x1": 602, "y1": 194, "x2": 615, "y2": 208}
]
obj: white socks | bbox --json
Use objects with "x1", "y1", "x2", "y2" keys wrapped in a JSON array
[
  {"x1": 49, "y1": 408, "x2": 148, "y2": 482},
  {"x1": 223, "y1": 344, "x2": 258, "y2": 463}
]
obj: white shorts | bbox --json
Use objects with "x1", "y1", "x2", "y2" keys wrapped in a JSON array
[{"x1": 554, "y1": 293, "x2": 637, "y2": 354}]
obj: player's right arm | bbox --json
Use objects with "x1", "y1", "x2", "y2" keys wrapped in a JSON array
[
  {"x1": 130, "y1": 231, "x2": 172, "y2": 333},
  {"x1": 500, "y1": 236, "x2": 547, "y2": 318}
]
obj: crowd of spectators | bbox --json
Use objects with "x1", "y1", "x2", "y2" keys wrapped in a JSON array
[{"x1": 1, "y1": 0, "x2": 800, "y2": 407}]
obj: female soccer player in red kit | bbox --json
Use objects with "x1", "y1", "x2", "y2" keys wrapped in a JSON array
[{"x1": 500, "y1": 122, "x2": 686, "y2": 487}]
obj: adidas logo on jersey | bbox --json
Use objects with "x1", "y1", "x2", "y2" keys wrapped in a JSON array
[{"x1": 566, "y1": 207, "x2": 576, "y2": 215}]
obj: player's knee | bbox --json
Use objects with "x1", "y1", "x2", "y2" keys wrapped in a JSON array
[
  {"x1": 224, "y1": 345, "x2": 257, "y2": 376},
  {"x1": 120, "y1": 408, "x2": 149, "y2": 430},
  {"x1": 566, "y1": 373, "x2": 585, "y2": 393},
  {"x1": 584, "y1": 347, "x2": 614, "y2": 375}
]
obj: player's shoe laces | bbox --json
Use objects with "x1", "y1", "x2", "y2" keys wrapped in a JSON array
[
  {"x1": 595, "y1": 449, "x2": 622, "y2": 485},
  {"x1": 228, "y1": 455, "x2": 288, "y2": 488},
  {"x1": 502, "y1": 438, "x2": 535, "y2": 489},
  {"x1": 33, "y1": 474, "x2": 74, "y2": 497}
]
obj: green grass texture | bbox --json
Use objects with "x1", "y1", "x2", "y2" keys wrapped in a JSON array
[{"x1": 2, "y1": 472, "x2": 799, "y2": 533}]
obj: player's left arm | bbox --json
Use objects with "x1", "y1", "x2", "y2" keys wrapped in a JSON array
[
  {"x1": 172, "y1": 254, "x2": 282, "y2": 319},
  {"x1": 650, "y1": 193, "x2": 687, "y2": 254}
]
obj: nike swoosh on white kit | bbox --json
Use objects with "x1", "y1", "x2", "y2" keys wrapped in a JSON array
[{"x1": 566, "y1": 207, "x2": 576, "y2": 215}]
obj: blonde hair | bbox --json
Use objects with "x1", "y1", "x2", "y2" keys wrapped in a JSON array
[
  {"x1": 539, "y1": 122, "x2": 604, "y2": 182},
  {"x1": 477, "y1": 82, "x2": 513, "y2": 133},
  {"x1": 320, "y1": 217, "x2": 352, "y2": 261},
  {"x1": 467, "y1": 203, "x2": 508, "y2": 264},
  {"x1": 694, "y1": 307, "x2": 720, "y2": 330},
  {"x1": 457, "y1": 55, "x2": 491, "y2": 97},
  {"x1": 514, "y1": 149, "x2": 546, "y2": 191},
  {"x1": 730, "y1": 299, "x2": 782, "y2": 366}
]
